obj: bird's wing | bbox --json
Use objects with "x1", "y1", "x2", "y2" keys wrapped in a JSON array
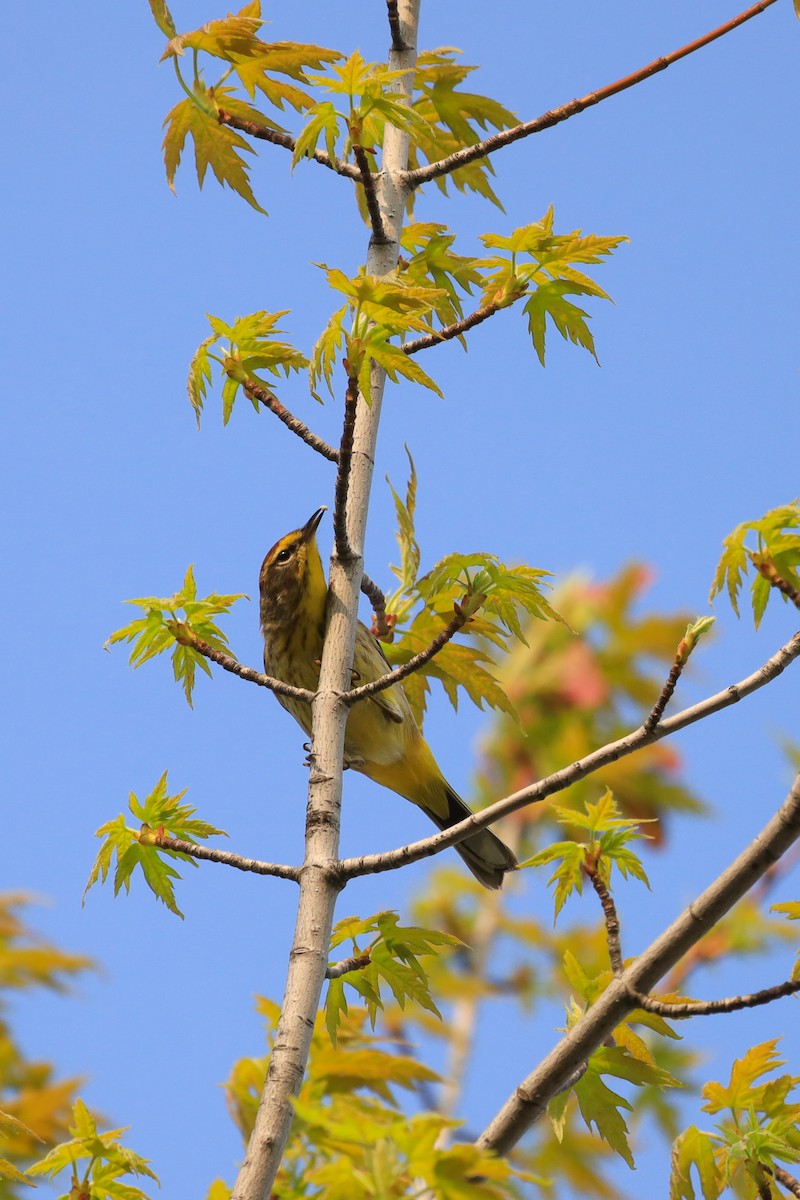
[{"x1": 355, "y1": 622, "x2": 407, "y2": 725}]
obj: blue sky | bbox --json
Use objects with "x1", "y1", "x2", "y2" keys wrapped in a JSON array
[{"x1": 3, "y1": 2, "x2": 799, "y2": 1195}]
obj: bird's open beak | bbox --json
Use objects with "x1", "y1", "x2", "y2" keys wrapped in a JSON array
[{"x1": 301, "y1": 506, "x2": 327, "y2": 542}]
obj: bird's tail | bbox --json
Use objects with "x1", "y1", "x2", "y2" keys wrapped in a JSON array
[{"x1": 430, "y1": 783, "x2": 517, "y2": 890}]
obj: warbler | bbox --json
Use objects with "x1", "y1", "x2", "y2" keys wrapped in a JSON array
[{"x1": 259, "y1": 507, "x2": 517, "y2": 889}]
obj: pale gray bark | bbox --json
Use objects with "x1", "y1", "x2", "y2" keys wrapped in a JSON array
[
  {"x1": 478, "y1": 770, "x2": 800, "y2": 1155},
  {"x1": 230, "y1": 5, "x2": 420, "y2": 1197}
]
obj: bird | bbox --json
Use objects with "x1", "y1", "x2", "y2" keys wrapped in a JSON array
[{"x1": 258, "y1": 506, "x2": 517, "y2": 889}]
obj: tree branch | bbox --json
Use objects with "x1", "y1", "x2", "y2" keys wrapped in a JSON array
[
  {"x1": 171, "y1": 626, "x2": 314, "y2": 703},
  {"x1": 325, "y1": 952, "x2": 372, "y2": 979},
  {"x1": 230, "y1": 6, "x2": 421, "y2": 1196},
  {"x1": 339, "y1": 630, "x2": 800, "y2": 879},
  {"x1": 405, "y1": 0, "x2": 780, "y2": 189},
  {"x1": 386, "y1": 0, "x2": 407, "y2": 51},
  {"x1": 353, "y1": 145, "x2": 388, "y2": 244},
  {"x1": 151, "y1": 833, "x2": 300, "y2": 882},
  {"x1": 631, "y1": 978, "x2": 800, "y2": 1019},
  {"x1": 332, "y1": 378, "x2": 359, "y2": 563},
  {"x1": 216, "y1": 107, "x2": 361, "y2": 179},
  {"x1": 342, "y1": 609, "x2": 466, "y2": 706},
  {"x1": 771, "y1": 1166, "x2": 800, "y2": 1199},
  {"x1": 584, "y1": 862, "x2": 623, "y2": 974},
  {"x1": 477, "y1": 770, "x2": 800, "y2": 1156},
  {"x1": 242, "y1": 376, "x2": 339, "y2": 463},
  {"x1": 402, "y1": 299, "x2": 506, "y2": 355}
]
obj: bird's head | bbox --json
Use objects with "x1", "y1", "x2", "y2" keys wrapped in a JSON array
[{"x1": 259, "y1": 506, "x2": 328, "y2": 632}]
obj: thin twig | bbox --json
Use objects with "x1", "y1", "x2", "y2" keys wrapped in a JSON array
[
  {"x1": 171, "y1": 625, "x2": 314, "y2": 703},
  {"x1": 242, "y1": 376, "x2": 339, "y2": 462},
  {"x1": 405, "y1": 0, "x2": 780, "y2": 189},
  {"x1": 753, "y1": 555, "x2": 800, "y2": 610},
  {"x1": 771, "y1": 1166, "x2": 800, "y2": 1199},
  {"x1": 353, "y1": 144, "x2": 388, "y2": 244},
  {"x1": 584, "y1": 862, "x2": 623, "y2": 973},
  {"x1": 403, "y1": 300, "x2": 506, "y2": 355},
  {"x1": 343, "y1": 610, "x2": 466, "y2": 705},
  {"x1": 325, "y1": 952, "x2": 372, "y2": 979},
  {"x1": 151, "y1": 832, "x2": 300, "y2": 882},
  {"x1": 333, "y1": 378, "x2": 359, "y2": 563},
  {"x1": 631, "y1": 978, "x2": 800, "y2": 1019},
  {"x1": 386, "y1": 0, "x2": 406, "y2": 51},
  {"x1": 644, "y1": 656, "x2": 685, "y2": 732},
  {"x1": 361, "y1": 573, "x2": 394, "y2": 640},
  {"x1": 216, "y1": 107, "x2": 361, "y2": 179},
  {"x1": 339, "y1": 630, "x2": 800, "y2": 879}
]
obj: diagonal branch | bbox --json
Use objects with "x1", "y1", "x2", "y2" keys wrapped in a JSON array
[
  {"x1": 242, "y1": 376, "x2": 339, "y2": 462},
  {"x1": 405, "y1": 0, "x2": 780, "y2": 189},
  {"x1": 478, "y1": 769, "x2": 800, "y2": 1156},
  {"x1": 342, "y1": 609, "x2": 466, "y2": 705},
  {"x1": 403, "y1": 299, "x2": 506, "y2": 355},
  {"x1": 217, "y1": 107, "x2": 361, "y2": 179},
  {"x1": 152, "y1": 832, "x2": 300, "y2": 882},
  {"x1": 631, "y1": 978, "x2": 800, "y2": 1019},
  {"x1": 171, "y1": 625, "x2": 314, "y2": 703},
  {"x1": 353, "y1": 145, "x2": 388, "y2": 244},
  {"x1": 338, "y1": 629, "x2": 800, "y2": 879},
  {"x1": 770, "y1": 1166, "x2": 800, "y2": 1199}
]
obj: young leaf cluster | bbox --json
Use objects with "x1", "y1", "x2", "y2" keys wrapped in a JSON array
[
  {"x1": 294, "y1": 50, "x2": 435, "y2": 169},
  {"x1": 325, "y1": 911, "x2": 461, "y2": 1044},
  {"x1": 479, "y1": 208, "x2": 627, "y2": 364},
  {"x1": 671, "y1": 1041, "x2": 800, "y2": 1200},
  {"x1": 527, "y1": 791, "x2": 652, "y2": 920},
  {"x1": 224, "y1": 1003, "x2": 531, "y2": 1200},
  {"x1": 106, "y1": 565, "x2": 245, "y2": 705},
  {"x1": 311, "y1": 267, "x2": 446, "y2": 402},
  {"x1": 158, "y1": 0, "x2": 341, "y2": 209},
  {"x1": 189, "y1": 310, "x2": 307, "y2": 425},
  {"x1": 27, "y1": 1099, "x2": 158, "y2": 1200},
  {"x1": 377, "y1": 451, "x2": 563, "y2": 726},
  {"x1": 710, "y1": 501, "x2": 800, "y2": 628},
  {"x1": 84, "y1": 772, "x2": 226, "y2": 919}
]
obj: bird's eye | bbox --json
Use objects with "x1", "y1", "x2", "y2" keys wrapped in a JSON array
[{"x1": 276, "y1": 547, "x2": 293, "y2": 564}]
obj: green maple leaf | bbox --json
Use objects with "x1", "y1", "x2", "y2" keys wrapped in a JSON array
[{"x1": 162, "y1": 82, "x2": 266, "y2": 213}]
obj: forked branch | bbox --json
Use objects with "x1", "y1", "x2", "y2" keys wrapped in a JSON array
[{"x1": 478, "y1": 770, "x2": 800, "y2": 1156}]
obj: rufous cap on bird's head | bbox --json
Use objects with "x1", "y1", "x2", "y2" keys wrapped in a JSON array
[{"x1": 259, "y1": 507, "x2": 327, "y2": 631}]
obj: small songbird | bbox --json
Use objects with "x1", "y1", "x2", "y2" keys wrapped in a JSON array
[{"x1": 259, "y1": 507, "x2": 517, "y2": 889}]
